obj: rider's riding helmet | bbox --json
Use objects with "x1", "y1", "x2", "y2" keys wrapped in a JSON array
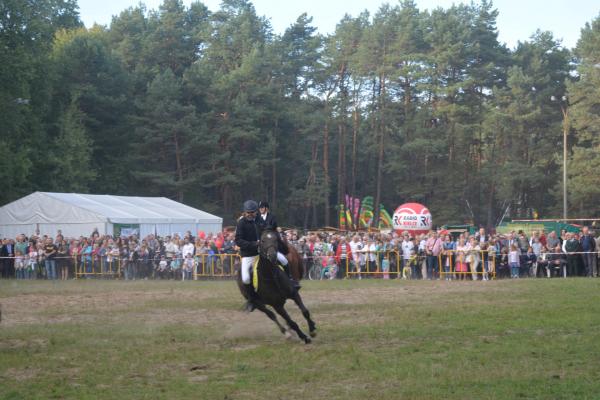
[
  {"x1": 243, "y1": 200, "x2": 258, "y2": 213},
  {"x1": 258, "y1": 201, "x2": 269, "y2": 209}
]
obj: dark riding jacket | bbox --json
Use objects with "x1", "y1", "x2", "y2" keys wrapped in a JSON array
[
  {"x1": 235, "y1": 215, "x2": 261, "y2": 257},
  {"x1": 260, "y1": 211, "x2": 289, "y2": 255}
]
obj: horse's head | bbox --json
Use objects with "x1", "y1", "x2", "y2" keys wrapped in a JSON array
[{"x1": 259, "y1": 229, "x2": 279, "y2": 265}]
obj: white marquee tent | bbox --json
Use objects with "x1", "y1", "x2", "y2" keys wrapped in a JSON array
[{"x1": 0, "y1": 192, "x2": 223, "y2": 239}]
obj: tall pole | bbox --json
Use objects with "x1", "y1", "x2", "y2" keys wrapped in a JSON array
[{"x1": 561, "y1": 105, "x2": 568, "y2": 221}]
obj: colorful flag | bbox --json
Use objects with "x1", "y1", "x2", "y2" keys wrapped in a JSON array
[
  {"x1": 378, "y1": 204, "x2": 393, "y2": 228},
  {"x1": 353, "y1": 197, "x2": 361, "y2": 223},
  {"x1": 346, "y1": 209, "x2": 353, "y2": 230},
  {"x1": 339, "y1": 204, "x2": 346, "y2": 230},
  {"x1": 359, "y1": 196, "x2": 374, "y2": 228}
]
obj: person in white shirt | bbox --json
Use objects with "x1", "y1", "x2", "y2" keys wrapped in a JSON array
[
  {"x1": 366, "y1": 239, "x2": 378, "y2": 273},
  {"x1": 348, "y1": 235, "x2": 363, "y2": 279},
  {"x1": 181, "y1": 237, "x2": 195, "y2": 259},
  {"x1": 401, "y1": 232, "x2": 414, "y2": 274}
]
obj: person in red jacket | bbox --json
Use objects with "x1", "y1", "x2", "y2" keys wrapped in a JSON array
[{"x1": 335, "y1": 236, "x2": 352, "y2": 278}]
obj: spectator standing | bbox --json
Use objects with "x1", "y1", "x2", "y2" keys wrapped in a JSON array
[
  {"x1": 349, "y1": 235, "x2": 363, "y2": 279},
  {"x1": 334, "y1": 236, "x2": 351, "y2": 278},
  {"x1": 455, "y1": 238, "x2": 470, "y2": 280},
  {"x1": 43, "y1": 237, "x2": 57, "y2": 280},
  {"x1": 563, "y1": 232, "x2": 580, "y2": 277},
  {"x1": 57, "y1": 239, "x2": 69, "y2": 280},
  {"x1": 425, "y1": 231, "x2": 442, "y2": 280},
  {"x1": 1, "y1": 239, "x2": 15, "y2": 278},
  {"x1": 15, "y1": 235, "x2": 28, "y2": 262},
  {"x1": 15, "y1": 250, "x2": 25, "y2": 279},
  {"x1": 366, "y1": 238, "x2": 378, "y2": 274},
  {"x1": 221, "y1": 233, "x2": 236, "y2": 275},
  {"x1": 595, "y1": 232, "x2": 600, "y2": 277},
  {"x1": 509, "y1": 244, "x2": 520, "y2": 279},
  {"x1": 467, "y1": 237, "x2": 481, "y2": 280},
  {"x1": 401, "y1": 233, "x2": 414, "y2": 278},
  {"x1": 579, "y1": 226, "x2": 596, "y2": 277},
  {"x1": 26, "y1": 244, "x2": 38, "y2": 279}
]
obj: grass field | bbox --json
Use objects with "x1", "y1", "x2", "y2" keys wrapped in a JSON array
[{"x1": 1, "y1": 278, "x2": 600, "y2": 400}]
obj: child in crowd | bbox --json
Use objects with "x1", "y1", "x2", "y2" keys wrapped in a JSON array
[
  {"x1": 406, "y1": 249, "x2": 418, "y2": 279},
  {"x1": 381, "y1": 253, "x2": 390, "y2": 280},
  {"x1": 157, "y1": 255, "x2": 169, "y2": 279},
  {"x1": 15, "y1": 250, "x2": 26, "y2": 279},
  {"x1": 183, "y1": 253, "x2": 195, "y2": 281},
  {"x1": 485, "y1": 242, "x2": 497, "y2": 281},
  {"x1": 28, "y1": 245, "x2": 38, "y2": 279},
  {"x1": 480, "y1": 243, "x2": 489, "y2": 281},
  {"x1": 321, "y1": 251, "x2": 337, "y2": 280},
  {"x1": 455, "y1": 239, "x2": 469, "y2": 280}
]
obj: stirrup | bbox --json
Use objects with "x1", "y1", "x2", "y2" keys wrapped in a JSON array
[{"x1": 243, "y1": 300, "x2": 256, "y2": 313}]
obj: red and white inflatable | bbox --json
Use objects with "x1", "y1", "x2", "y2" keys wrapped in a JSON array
[{"x1": 393, "y1": 203, "x2": 432, "y2": 235}]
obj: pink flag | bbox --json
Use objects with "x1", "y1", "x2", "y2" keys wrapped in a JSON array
[{"x1": 353, "y1": 197, "x2": 361, "y2": 225}]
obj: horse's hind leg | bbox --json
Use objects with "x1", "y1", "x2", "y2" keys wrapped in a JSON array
[
  {"x1": 254, "y1": 303, "x2": 287, "y2": 336},
  {"x1": 273, "y1": 305, "x2": 311, "y2": 344},
  {"x1": 292, "y1": 293, "x2": 317, "y2": 337}
]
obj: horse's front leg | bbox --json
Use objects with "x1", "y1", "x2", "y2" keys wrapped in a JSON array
[
  {"x1": 292, "y1": 293, "x2": 316, "y2": 337},
  {"x1": 273, "y1": 304, "x2": 311, "y2": 344},
  {"x1": 252, "y1": 302, "x2": 287, "y2": 336}
]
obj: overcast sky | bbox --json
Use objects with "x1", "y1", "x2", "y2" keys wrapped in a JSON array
[{"x1": 78, "y1": 0, "x2": 600, "y2": 49}]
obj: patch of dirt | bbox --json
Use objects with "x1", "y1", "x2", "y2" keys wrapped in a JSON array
[
  {"x1": 2, "y1": 367, "x2": 40, "y2": 381},
  {"x1": 0, "y1": 280, "x2": 514, "y2": 330},
  {"x1": 188, "y1": 374, "x2": 208, "y2": 382},
  {"x1": 0, "y1": 287, "x2": 227, "y2": 327},
  {"x1": 0, "y1": 338, "x2": 48, "y2": 349}
]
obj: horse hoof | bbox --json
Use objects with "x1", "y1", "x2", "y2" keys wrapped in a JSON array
[
  {"x1": 304, "y1": 337, "x2": 312, "y2": 344},
  {"x1": 309, "y1": 331, "x2": 317, "y2": 338}
]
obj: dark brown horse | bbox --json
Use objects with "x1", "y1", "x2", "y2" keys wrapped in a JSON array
[{"x1": 237, "y1": 229, "x2": 316, "y2": 343}]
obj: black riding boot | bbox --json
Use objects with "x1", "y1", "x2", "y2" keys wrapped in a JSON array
[
  {"x1": 282, "y1": 263, "x2": 301, "y2": 290},
  {"x1": 243, "y1": 283, "x2": 259, "y2": 312}
]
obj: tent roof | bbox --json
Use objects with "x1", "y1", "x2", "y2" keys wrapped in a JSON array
[{"x1": 0, "y1": 192, "x2": 222, "y2": 224}]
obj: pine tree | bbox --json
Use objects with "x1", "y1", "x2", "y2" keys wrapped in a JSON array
[{"x1": 567, "y1": 15, "x2": 600, "y2": 215}]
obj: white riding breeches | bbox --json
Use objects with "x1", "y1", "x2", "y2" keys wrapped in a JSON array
[
  {"x1": 241, "y1": 256, "x2": 258, "y2": 284},
  {"x1": 278, "y1": 252, "x2": 288, "y2": 266},
  {"x1": 241, "y1": 252, "x2": 288, "y2": 284}
]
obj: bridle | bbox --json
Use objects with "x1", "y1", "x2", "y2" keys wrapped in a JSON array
[{"x1": 259, "y1": 231, "x2": 278, "y2": 261}]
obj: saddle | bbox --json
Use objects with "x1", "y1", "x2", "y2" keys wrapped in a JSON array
[{"x1": 252, "y1": 258, "x2": 284, "y2": 291}]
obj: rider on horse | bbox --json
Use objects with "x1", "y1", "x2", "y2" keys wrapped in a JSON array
[
  {"x1": 258, "y1": 201, "x2": 299, "y2": 288},
  {"x1": 235, "y1": 200, "x2": 300, "y2": 312}
]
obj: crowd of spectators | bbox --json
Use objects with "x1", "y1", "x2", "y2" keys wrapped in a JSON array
[
  {"x1": 0, "y1": 229, "x2": 237, "y2": 280},
  {"x1": 0, "y1": 226, "x2": 598, "y2": 281},
  {"x1": 285, "y1": 227, "x2": 599, "y2": 280}
]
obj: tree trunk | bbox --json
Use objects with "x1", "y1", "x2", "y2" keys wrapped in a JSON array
[
  {"x1": 374, "y1": 74, "x2": 386, "y2": 225},
  {"x1": 173, "y1": 131, "x2": 184, "y2": 202},
  {"x1": 337, "y1": 121, "x2": 345, "y2": 210},
  {"x1": 272, "y1": 119, "x2": 278, "y2": 209},
  {"x1": 323, "y1": 108, "x2": 330, "y2": 227},
  {"x1": 351, "y1": 107, "x2": 359, "y2": 197}
]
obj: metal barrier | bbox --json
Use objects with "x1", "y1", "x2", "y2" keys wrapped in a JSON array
[
  {"x1": 3, "y1": 250, "x2": 598, "y2": 280},
  {"x1": 75, "y1": 256, "x2": 122, "y2": 278},
  {"x1": 436, "y1": 250, "x2": 497, "y2": 280},
  {"x1": 194, "y1": 253, "x2": 240, "y2": 278},
  {"x1": 340, "y1": 250, "x2": 402, "y2": 279}
]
